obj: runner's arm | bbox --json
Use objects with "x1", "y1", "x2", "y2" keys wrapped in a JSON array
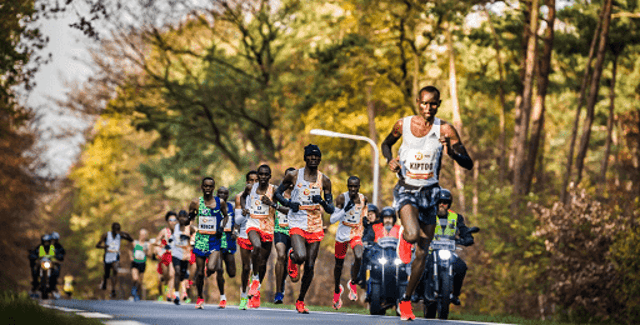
[
  {"x1": 220, "y1": 198, "x2": 230, "y2": 232},
  {"x1": 188, "y1": 199, "x2": 198, "y2": 221},
  {"x1": 313, "y1": 174, "x2": 335, "y2": 214},
  {"x1": 381, "y1": 119, "x2": 403, "y2": 172},
  {"x1": 329, "y1": 194, "x2": 346, "y2": 224},
  {"x1": 441, "y1": 123, "x2": 473, "y2": 170},
  {"x1": 275, "y1": 171, "x2": 300, "y2": 211},
  {"x1": 120, "y1": 232, "x2": 134, "y2": 242},
  {"x1": 95, "y1": 233, "x2": 107, "y2": 249}
]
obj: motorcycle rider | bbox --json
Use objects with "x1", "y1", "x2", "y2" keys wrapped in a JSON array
[
  {"x1": 423, "y1": 189, "x2": 475, "y2": 305},
  {"x1": 361, "y1": 204, "x2": 380, "y2": 245},
  {"x1": 373, "y1": 207, "x2": 401, "y2": 241},
  {"x1": 50, "y1": 232, "x2": 65, "y2": 299},
  {"x1": 36, "y1": 234, "x2": 57, "y2": 297}
]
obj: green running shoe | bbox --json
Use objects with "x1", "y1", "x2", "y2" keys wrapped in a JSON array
[{"x1": 239, "y1": 297, "x2": 249, "y2": 310}]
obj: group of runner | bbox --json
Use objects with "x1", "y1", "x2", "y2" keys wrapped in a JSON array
[{"x1": 93, "y1": 85, "x2": 473, "y2": 321}]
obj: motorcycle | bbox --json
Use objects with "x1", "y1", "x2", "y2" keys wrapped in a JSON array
[
  {"x1": 422, "y1": 226, "x2": 480, "y2": 319},
  {"x1": 366, "y1": 237, "x2": 410, "y2": 315},
  {"x1": 39, "y1": 257, "x2": 54, "y2": 299}
]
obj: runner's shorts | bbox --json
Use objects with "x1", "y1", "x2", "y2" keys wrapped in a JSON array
[
  {"x1": 131, "y1": 261, "x2": 146, "y2": 273},
  {"x1": 274, "y1": 232, "x2": 291, "y2": 250},
  {"x1": 237, "y1": 237, "x2": 253, "y2": 251},
  {"x1": 172, "y1": 257, "x2": 189, "y2": 280},
  {"x1": 220, "y1": 233, "x2": 237, "y2": 255},
  {"x1": 290, "y1": 227, "x2": 324, "y2": 243},
  {"x1": 193, "y1": 232, "x2": 222, "y2": 258},
  {"x1": 157, "y1": 251, "x2": 172, "y2": 274},
  {"x1": 393, "y1": 184, "x2": 440, "y2": 225},
  {"x1": 335, "y1": 236, "x2": 363, "y2": 259},
  {"x1": 247, "y1": 227, "x2": 274, "y2": 243}
]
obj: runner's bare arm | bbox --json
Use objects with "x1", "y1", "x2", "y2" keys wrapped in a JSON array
[
  {"x1": 440, "y1": 123, "x2": 473, "y2": 170},
  {"x1": 120, "y1": 232, "x2": 134, "y2": 242},
  {"x1": 96, "y1": 233, "x2": 107, "y2": 249},
  {"x1": 239, "y1": 184, "x2": 252, "y2": 214},
  {"x1": 381, "y1": 119, "x2": 403, "y2": 172},
  {"x1": 188, "y1": 199, "x2": 198, "y2": 221},
  {"x1": 275, "y1": 170, "x2": 299, "y2": 211},
  {"x1": 220, "y1": 198, "x2": 230, "y2": 232}
]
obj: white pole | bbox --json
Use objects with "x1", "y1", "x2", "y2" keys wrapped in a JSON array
[{"x1": 310, "y1": 129, "x2": 380, "y2": 206}]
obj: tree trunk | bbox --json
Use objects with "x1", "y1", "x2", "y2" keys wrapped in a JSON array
[
  {"x1": 484, "y1": 6, "x2": 508, "y2": 184},
  {"x1": 524, "y1": 0, "x2": 555, "y2": 194},
  {"x1": 600, "y1": 53, "x2": 618, "y2": 185},
  {"x1": 561, "y1": 9, "x2": 604, "y2": 203},
  {"x1": 511, "y1": 0, "x2": 539, "y2": 215},
  {"x1": 445, "y1": 22, "x2": 466, "y2": 213},
  {"x1": 366, "y1": 80, "x2": 380, "y2": 205},
  {"x1": 473, "y1": 162, "x2": 479, "y2": 216},
  {"x1": 574, "y1": 0, "x2": 613, "y2": 185}
]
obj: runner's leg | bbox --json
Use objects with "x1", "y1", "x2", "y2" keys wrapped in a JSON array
[
  {"x1": 274, "y1": 241, "x2": 288, "y2": 293},
  {"x1": 298, "y1": 241, "x2": 320, "y2": 302},
  {"x1": 240, "y1": 247, "x2": 251, "y2": 294},
  {"x1": 258, "y1": 240, "x2": 272, "y2": 283},
  {"x1": 195, "y1": 256, "x2": 206, "y2": 298},
  {"x1": 351, "y1": 244, "x2": 364, "y2": 283}
]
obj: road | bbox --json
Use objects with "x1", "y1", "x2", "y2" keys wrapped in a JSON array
[{"x1": 42, "y1": 299, "x2": 512, "y2": 325}]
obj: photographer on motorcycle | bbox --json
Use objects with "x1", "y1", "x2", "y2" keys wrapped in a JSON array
[
  {"x1": 423, "y1": 189, "x2": 474, "y2": 306},
  {"x1": 362, "y1": 204, "x2": 380, "y2": 245},
  {"x1": 373, "y1": 207, "x2": 401, "y2": 241}
]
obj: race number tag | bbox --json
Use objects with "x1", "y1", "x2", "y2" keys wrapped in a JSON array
[
  {"x1": 300, "y1": 187, "x2": 321, "y2": 206},
  {"x1": 107, "y1": 242, "x2": 119, "y2": 253},
  {"x1": 404, "y1": 149, "x2": 435, "y2": 180},
  {"x1": 278, "y1": 212, "x2": 289, "y2": 227},
  {"x1": 344, "y1": 206, "x2": 362, "y2": 225},
  {"x1": 250, "y1": 197, "x2": 270, "y2": 219},
  {"x1": 198, "y1": 216, "x2": 217, "y2": 234},
  {"x1": 134, "y1": 250, "x2": 146, "y2": 260}
]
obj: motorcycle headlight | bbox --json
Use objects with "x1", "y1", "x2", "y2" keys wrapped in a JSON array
[
  {"x1": 378, "y1": 257, "x2": 388, "y2": 265},
  {"x1": 438, "y1": 250, "x2": 452, "y2": 260},
  {"x1": 394, "y1": 258, "x2": 403, "y2": 266},
  {"x1": 42, "y1": 261, "x2": 51, "y2": 270}
]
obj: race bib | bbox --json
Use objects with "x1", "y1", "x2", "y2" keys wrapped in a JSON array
[
  {"x1": 134, "y1": 250, "x2": 146, "y2": 260},
  {"x1": 198, "y1": 216, "x2": 217, "y2": 234},
  {"x1": 278, "y1": 212, "x2": 289, "y2": 227},
  {"x1": 107, "y1": 243, "x2": 119, "y2": 253},
  {"x1": 299, "y1": 187, "x2": 321, "y2": 207},
  {"x1": 250, "y1": 197, "x2": 270, "y2": 219},
  {"x1": 404, "y1": 149, "x2": 435, "y2": 180},
  {"x1": 344, "y1": 205, "x2": 362, "y2": 225}
]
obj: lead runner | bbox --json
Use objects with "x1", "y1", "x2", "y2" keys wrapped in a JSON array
[
  {"x1": 381, "y1": 86, "x2": 473, "y2": 320},
  {"x1": 275, "y1": 144, "x2": 335, "y2": 314}
]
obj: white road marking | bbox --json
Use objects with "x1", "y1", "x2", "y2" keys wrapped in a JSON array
[
  {"x1": 76, "y1": 312, "x2": 114, "y2": 318},
  {"x1": 105, "y1": 321, "x2": 148, "y2": 325}
]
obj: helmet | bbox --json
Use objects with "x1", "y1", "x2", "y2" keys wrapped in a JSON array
[
  {"x1": 437, "y1": 189, "x2": 453, "y2": 205},
  {"x1": 41, "y1": 234, "x2": 52, "y2": 242},
  {"x1": 367, "y1": 204, "x2": 379, "y2": 217},
  {"x1": 380, "y1": 206, "x2": 397, "y2": 225},
  {"x1": 50, "y1": 232, "x2": 60, "y2": 240}
]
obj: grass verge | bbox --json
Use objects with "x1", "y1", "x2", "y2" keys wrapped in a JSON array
[{"x1": 1, "y1": 291, "x2": 102, "y2": 325}]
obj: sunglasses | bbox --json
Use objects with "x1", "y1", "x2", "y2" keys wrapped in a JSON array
[
  {"x1": 438, "y1": 201, "x2": 452, "y2": 206},
  {"x1": 168, "y1": 218, "x2": 178, "y2": 222}
]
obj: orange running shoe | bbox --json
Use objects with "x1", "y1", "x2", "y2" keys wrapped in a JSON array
[
  {"x1": 218, "y1": 299, "x2": 226, "y2": 309},
  {"x1": 195, "y1": 297, "x2": 205, "y2": 309},
  {"x1": 295, "y1": 299, "x2": 309, "y2": 314},
  {"x1": 332, "y1": 284, "x2": 344, "y2": 310},
  {"x1": 287, "y1": 248, "x2": 299, "y2": 281},
  {"x1": 347, "y1": 280, "x2": 358, "y2": 301},
  {"x1": 249, "y1": 291, "x2": 260, "y2": 308},
  {"x1": 398, "y1": 300, "x2": 415, "y2": 321},
  {"x1": 397, "y1": 232, "x2": 413, "y2": 264},
  {"x1": 248, "y1": 279, "x2": 261, "y2": 297}
]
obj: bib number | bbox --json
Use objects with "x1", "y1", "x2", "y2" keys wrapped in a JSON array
[
  {"x1": 278, "y1": 212, "x2": 289, "y2": 227},
  {"x1": 299, "y1": 187, "x2": 321, "y2": 206},
  {"x1": 250, "y1": 197, "x2": 270, "y2": 218},
  {"x1": 344, "y1": 207, "x2": 361, "y2": 224},
  {"x1": 198, "y1": 216, "x2": 217, "y2": 234},
  {"x1": 134, "y1": 250, "x2": 145, "y2": 260},
  {"x1": 405, "y1": 149, "x2": 435, "y2": 180}
]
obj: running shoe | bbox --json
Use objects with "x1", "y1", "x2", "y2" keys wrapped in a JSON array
[
  {"x1": 287, "y1": 248, "x2": 299, "y2": 281},
  {"x1": 157, "y1": 296, "x2": 164, "y2": 302},
  {"x1": 110, "y1": 290, "x2": 117, "y2": 299},
  {"x1": 274, "y1": 292, "x2": 284, "y2": 304},
  {"x1": 398, "y1": 300, "x2": 415, "y2": 321},
  {"x1": 332, "y1": 285, "x2": 344, "y2": 310},
  {"x1": 397, "y1": 235, "x2": 413, "y2": 265},
  {"x1": 99, "y1": 281, "x2": 106, "y2": 290},
  {"x1": 347, "y1": 279, "x2": 358, "y2": 301},
  {"x1": 239, "y1": 297, "x2": 249, "y2": 310},
  {"x1": 295, "y1": 299, "x2": 309, "y2": 314},
  {"x1": 249, "y1": 291, "x2": 260, "y2": 308},
  {"x1": 248, "y1": 279, "x2": 261, "y2": 297},
  {"x1": 166, "y1": 295, "x2": 172, "y2": 302},
  {"x1": 174, "y1": 297, "x2": 180, "y2": 305},
  {"x1": 195, "y1": 297, "x2": 204, "y2": 309},
  {"x1": 218, "y1": 299, "x2": 227, "y2": 309}
]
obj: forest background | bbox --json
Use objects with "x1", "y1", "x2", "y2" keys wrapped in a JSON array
[{"x1": 2, "y1": 0, "x2": 640, "y2": 323}]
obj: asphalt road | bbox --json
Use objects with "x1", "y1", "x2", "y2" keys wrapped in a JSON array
[{"x1": 42, "y1": 299, "x2": 513, "y2": 325}]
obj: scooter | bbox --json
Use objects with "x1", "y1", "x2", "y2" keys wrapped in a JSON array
[{"x1": 366, "y1": 237, "x2": 410, "y2": 315}]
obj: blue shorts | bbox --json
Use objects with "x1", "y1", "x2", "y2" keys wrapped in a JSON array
[
  {"x1": 393, "y1": 184, "x2": 440, "y2": 225},
  {"x1": 192, "y1": 232, "x2": 222, "y2": 257},
  {"x1": 220, "y1": 233, "x2": 237, "y2": 255}
]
